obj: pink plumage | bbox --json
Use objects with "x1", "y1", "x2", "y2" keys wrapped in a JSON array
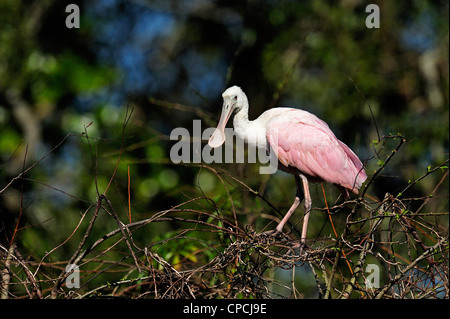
[{"x1": 266, "y1": 109, "x2": 367, "y2": 194}]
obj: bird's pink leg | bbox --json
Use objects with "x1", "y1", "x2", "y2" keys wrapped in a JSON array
[
  {"x1": 275, "y1": 175, "x2": 303, "y2": 233},
  {"x1": 299, "y1": 174, "x2": 312, "y2": 245},
  {"x1": 273, "y1": 174, "x2": 312, "y2": 245}
]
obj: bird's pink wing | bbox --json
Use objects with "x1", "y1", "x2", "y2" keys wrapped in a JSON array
[{"x1": 266, "y1": 111, "x2": 367, "y2": 193}]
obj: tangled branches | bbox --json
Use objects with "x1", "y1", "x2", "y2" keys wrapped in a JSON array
[
  {"x1": 0, "y1": 123, "x2": 448, "y2": 299},
  {"x1": 1, "y1": 181, "x2": 447, "y2": 299}
]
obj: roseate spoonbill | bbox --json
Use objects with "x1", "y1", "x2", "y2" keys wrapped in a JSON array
[{"x1": 208, "y1": 86, "x2": 367, "y2": 245}]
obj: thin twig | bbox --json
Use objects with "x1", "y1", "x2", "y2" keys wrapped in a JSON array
[{"x1": 375, "y1": 238, "x2": 448, "y2": 299}]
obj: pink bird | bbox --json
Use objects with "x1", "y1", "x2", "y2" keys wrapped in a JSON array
[{"x1": 209, "y1": 86, "x2": 367, "y2": 245}]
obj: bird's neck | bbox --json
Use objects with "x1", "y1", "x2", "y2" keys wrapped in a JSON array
[
  {"x1": 234, "y1": 108, "x2": 249, "y2": 125},
  {"x1": 233, "y1": 97, "x2": 253, "y2": 144},
  {"x1": 233, "y1": 95, "x2": 250, "y2": 131}
]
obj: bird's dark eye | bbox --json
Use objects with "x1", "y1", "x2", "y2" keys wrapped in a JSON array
[{"x1": 233, "y1": 95, "x2": 237, "y2": 101}]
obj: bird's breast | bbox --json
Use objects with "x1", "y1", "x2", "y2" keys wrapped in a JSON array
[{"x1": 234, "y1": 121, "x2": 268, "y2": 150}]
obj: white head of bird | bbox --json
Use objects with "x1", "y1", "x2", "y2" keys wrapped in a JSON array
[
  {"x1": 222, "y1": 86, "x2": 249, "y2": 113},
  {"x1": 208, "y1": 86, "x2": 248, "y2": 148}
]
